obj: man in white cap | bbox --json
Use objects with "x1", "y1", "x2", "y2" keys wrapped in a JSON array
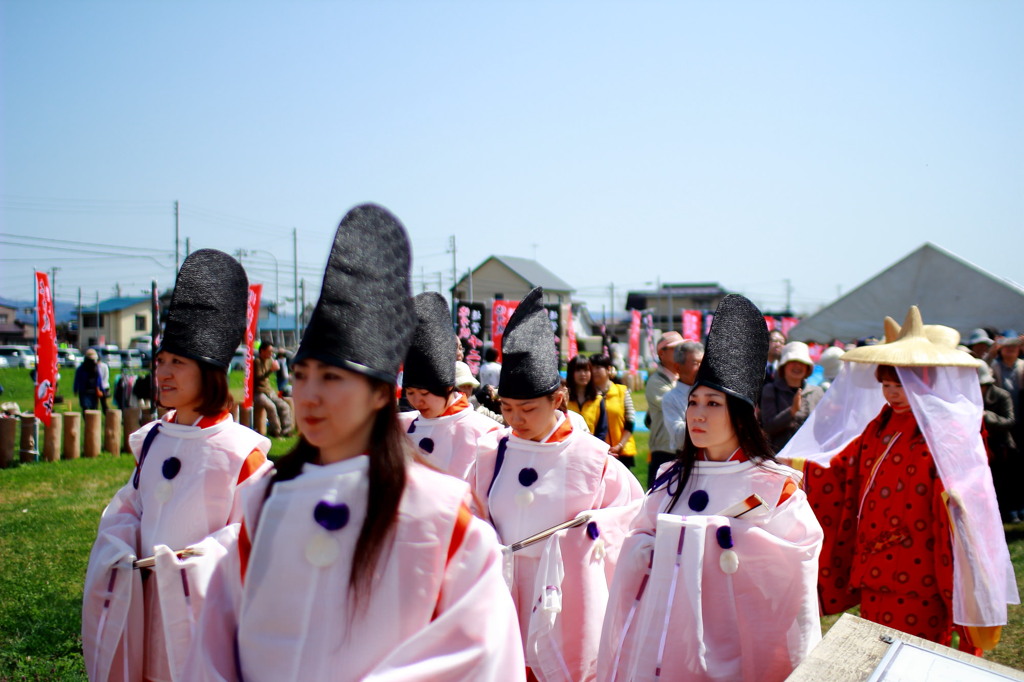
[{"x1": 645, "y1": 330, "x2": 684, "y2": 487}]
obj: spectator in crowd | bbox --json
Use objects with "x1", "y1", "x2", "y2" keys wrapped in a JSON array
[
  {"x1": 590, "y1": 353, "x2": 637, "y2": 467},
  {"x1": 566, "y1": 354, "x2": 599, "y2": 427},
  {"x1": 991, "y1": 333, "x2": 1023, "y2": 487},
  {"x1": 275, "y1": 349, "x2": 292, "y2": 397},
  {"x1": 74, "y1": 348, "x2": 109, "y2": 412},
  {"x1": 456, "y1": 360, "x2": 504, "y2": 424},
  {"x1": 661, "y1": 340, "x2": 704, "y2": 452},
  {"x1": 478, "y1": 346, "x2": 502, "y2": 388},
  {"x1": 979, "y1": 363, "x2": 1019, "y2": 522},
  {"x1": 559, "y1": 378, "x2": 591, "y2": 434},
  {"x1": 645, "y1": 331, "x2": 684, "y2": 487},
  {"x1": 764, "y1": 329, "x2": 786, "y2": 383},
  {"x1": 254, "y1": 342, "x2": 293, "y2": 437},
  {"x1": 966, "y1": 328, "x2": 995, "y2": 361},
  {"x1": 760, "y1": 341, "x2": 824, "y2": 452},
  {"x1": 817, "y1": 345, "x2": 845, "y2": 392}
]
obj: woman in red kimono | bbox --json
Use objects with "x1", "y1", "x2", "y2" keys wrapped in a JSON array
[{"x1": 783, "y1": 307, "x2": 1018, "y2": 653}]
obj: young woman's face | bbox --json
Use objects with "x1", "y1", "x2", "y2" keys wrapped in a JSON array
[
  {"x1": 1000, "y1": 344, "x2": 1020, "y2": 363},
  {"x1": 502, "y1": 394, "x2": 559, "y2": 442},
  {"x1": 782, "y1": 361, "x2": 809, "y2": 388},
  {"x1": 155, "y1": 351, "x2": 203, "y2": 412},
  {"x1": 573, "y1": 365, "x2": 592, "y2": 388},
  {"x1": 881, "y1": 380, "x2": 910, "y2": 413},
  {"x1": 686, "y1": 385, "x2": 739, "y2": 461},
  {"x1": 591, "y1": 364, "x2": 610, "y2": 386},
  {"x1": 292, "y1": 359, "x2": 389, "y2": 463},
  {"x1": 405, "y1": 387, "x2": 449, "y2": 419}
]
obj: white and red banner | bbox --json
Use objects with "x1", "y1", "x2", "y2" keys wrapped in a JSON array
[
  {"x1": 491, "y1": 300, "x2": 519, "y2": 362},
  {"x1": 455, "y1": 301, "x2": 486, "y2": 376},
  {"x1": 703, "y1": 313, "x2": 715, "y2": 339},
  {"x1": 566, "y1": 306, "x2": 578, "y2": 360},
  {"x1": 763, "y1": 316, "x2": 777, "y2": 332},
  {"x1": 643, "y1": 313, "x2": 656, "y2": 365},
  {"x1": 628, "y1": 309, "x2": 641, "y2": 375},
  {"x1": 243, "y1": 284, "x2": 262, "y2": 410},
  {"x1": 682, "y1": 309, "x2": 702, "y2": 341},
  {"x1": 781, "y1": 316, "x2": 800, "y2": 337},
  {"x1": 34, "y1": 272, "x2": 58, "y2": 426}
]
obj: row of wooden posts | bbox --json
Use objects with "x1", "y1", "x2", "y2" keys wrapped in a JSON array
[{"x1": 0, "y1": 401, "x2": 291, "y2": 469}]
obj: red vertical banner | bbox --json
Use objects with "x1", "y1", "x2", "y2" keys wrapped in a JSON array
[
  {"x1": 34, "y1": 272, "x2": 58, "y2": 426},
  {"x1": 703, "y1": 314, "x2": 715, "y2": 339},
  {"x1": 490, "y1": 300, "x2": 518, "y2": 362},
  {"x1": 628, "y1": 309, "x2": 641, "y2": 375},
  {"x1": 566, "y1": 306, "x2": 578, "y2": 359},
  {"x1": 243, "y1": 284, "x2": 263, "y2": 410},
  {"x1": 807, "y1": 342, "x2": 823, "y2": 363},
  {"x1": 781, "y1": 316, "x2": 800, "y2": 337},
  {"x1": 681, "y1": 309, "x2": 702, "y2": 341},
  {"x1": 763, "y1": 316, "x2": 777, "y2": 332}
]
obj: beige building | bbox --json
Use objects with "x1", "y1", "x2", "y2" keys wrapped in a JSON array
[
  {"x1": 452, "y1": 255, "x2": 574, "y2": 307},
  {"x1": 77, "y1": 297, "x2": 152, "y2": 348}
]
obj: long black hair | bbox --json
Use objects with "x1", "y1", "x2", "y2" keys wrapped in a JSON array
[
  {"x1": 265, "y1": 377, "x2": 411, "y2": 605},
  {"x1": 566, "y1": 355, "x2": 597, "y2": 404},
  {"x1": 659, "y1": 391, "x2": 775, "y2": 514}
]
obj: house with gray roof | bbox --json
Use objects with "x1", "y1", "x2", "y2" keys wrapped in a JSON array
[{"x1": 452, "y1": 255, "x2": 574, "y2": 306}]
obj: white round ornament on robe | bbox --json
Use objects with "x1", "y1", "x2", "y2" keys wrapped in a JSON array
[
  {"x1": 720, "y1": 549, "x2": 739, "y2": 574},
  {"x1": 305, "y1": 532, "x2": 341, "y2": 567},
  {"x1": 516, "y1": 490, "x2": 535, "y2": 507},
  {"x1": 154, "y1": 480, "x2": 174, "y2": 504}
]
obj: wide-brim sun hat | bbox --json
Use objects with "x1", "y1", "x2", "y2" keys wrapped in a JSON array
[
  {"x1": 779, "y1": 341, "x2": 814, "y2": 369},
  {"x1": 966, "y1": 328, "x2": 993, "y2": 346},
  {"x1": 841, "y1": 306, "x2": 981, "y2": 368},
  {"x1": 455, "y1": 361, "x2": 479, "y2": 389}
]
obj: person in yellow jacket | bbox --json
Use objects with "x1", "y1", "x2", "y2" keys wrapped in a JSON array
[{"x1": 588, "y1": 353, "x2": 637, "y2": 467}]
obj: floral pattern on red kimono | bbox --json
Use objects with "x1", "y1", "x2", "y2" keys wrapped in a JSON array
[{"x1": 803, "y1": 405, "x2": 957, "y2": 644}]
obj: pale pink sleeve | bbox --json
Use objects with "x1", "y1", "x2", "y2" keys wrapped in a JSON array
[
  {"x1": 597, "y1": 456, "x2": 645, "y2": 509},
  {"x1": 182, "y1": 541, "x2": 244, "y2": 681},
  {"x1": 364, "y1": 517, "x2": 525, "y2": 681}
]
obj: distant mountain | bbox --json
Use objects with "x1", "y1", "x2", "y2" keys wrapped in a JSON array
[{"x1": 0, "y1": 297, "x2": 81, "y2": 324}]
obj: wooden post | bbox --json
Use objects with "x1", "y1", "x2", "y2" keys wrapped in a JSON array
[
  {"x1": 19, "y1": 414, "x2": 38, "y2": 464},
  {"x1": 43, "y1": 413, "x2": 63, "y2": 463},
  {"x1": 105, "y1": 409, "x2": 123, "y2": 456},
  {"x1": 123, "y1": 408, "x2": 140, "y2": 452},
  {"x1": 239, "y1": 406, "x2": 253, "y2": 429},
  {"x1": 253, "y1": 403, "x2": 267, "y2": 436},
  {"x1": 0, "y1": 417, "x2": 17, "y2": 468},
  {"x1": 231, "y1": 404, "x2": 240, "y2": 422},
  {"x1": 84, "y1": 410, "x2": 102, "y2": 458},
  {"x1": 63, "y1": 412, "x2": 81, "y2": 460}
]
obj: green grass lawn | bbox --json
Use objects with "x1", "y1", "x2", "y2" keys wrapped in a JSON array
[{"x1": 1, "y1": 376, "x2": 1021, "y2": 678}]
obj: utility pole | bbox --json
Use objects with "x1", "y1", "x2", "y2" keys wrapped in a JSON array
[
  {"x1": 77, "y1": 288, "x2": 83, "y2": 349},
  {"x1": 185, "y1": 237, "x2": 191, "y2": 258},
  {"x1": 299, "y1": 279, "x2": 306, "y2": 338},
  {"x1": 784, "y1": 278, "x2": 793, "y2": 315},
  {"x1": 448, "y1": 235, "x2": 457, "y2": 318},
  {"x1": 174, "y1": 200, "x2": 180, "y2": 274},
  {"x1": 293, "y1": 228, "x2": 299, "y2": 346}
]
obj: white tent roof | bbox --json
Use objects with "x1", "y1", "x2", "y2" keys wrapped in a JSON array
[{"x1": 789, "y1": 243, "x2": 1024, "y2": 343}]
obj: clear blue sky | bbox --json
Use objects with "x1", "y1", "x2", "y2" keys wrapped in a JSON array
[{"x1": 2, "y1": 1, "x2": 1021, "y2": 322}]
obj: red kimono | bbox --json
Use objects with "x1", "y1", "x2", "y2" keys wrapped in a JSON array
[{"x1": 802, "y1": 405, "x2": 959, "y2": 645}]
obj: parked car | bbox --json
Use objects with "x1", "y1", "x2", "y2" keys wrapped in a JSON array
[
  {"x1": 0, "y1": 345, "x2": 37, "y2": 369},
  {"x1": 229, "y1": 346, "x2": 248, "y2": 372},
  {"x1": 0, "y1": 355, "x2": 9, "y2": 369},
  {"x1": 58, "y1": 348, "x2": 84, "y2": 368},
  {"x1": 114, "y1": 348, "x2": 143, "y2": 370},
  {"x1": 90, "y1": 346, "x2": 122, "y2": 369}
]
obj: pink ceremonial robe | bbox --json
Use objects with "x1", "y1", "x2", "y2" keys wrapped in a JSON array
[
  {"x1": 469, "y1": 411, "x2": 645, "y2": 681},
  {"x1": 82, "y1": 412, "x2": 271, "y2": 682},
  {"x1": 185, "y1": 456, "x2": 525, "y2": 681},
  {"x1": 398, "y1": 396, "x2": 500, "y2": 481},
  {"x1": 598, "y1": 455, "x2": 823, "y2": 682}
]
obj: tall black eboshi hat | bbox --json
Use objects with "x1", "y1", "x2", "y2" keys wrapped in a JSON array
[
  {"x1": 498, "y1": 287, "x2": 561, "y2": 400},
  {"x1": 693, "y1": 294, "x2": 768, "y2": 407},
  {"x1": 294, "y1": 204, "x2": 415, "y2": 384},
  {"x1": 403, "y1": 292, "x2": 456, "y2": 396},
  {"x1": 159, "y1": 249, "x2": 247, "y2": 369}
]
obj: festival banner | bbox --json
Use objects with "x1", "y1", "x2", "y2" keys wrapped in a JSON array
[
  {"x1": 455, "y1": 301, "x2": 486, "y2": 376},
  {"x1": 628, "y1": 309, "x2": 641, "y2": 375},
  {"x1": 243, "y1": 284, "x2": 263, "y2": 410},
  {"x1": 807, "y1": 342, "x2": 824, "y2": 363},
  {"x1": 566, "y1": 306, "x2": 578, "y2": 360},
  {"x1": 682, "y1": 309, "x2": 702, "y2": 341},
  {"x1": 491, "y1": 299, "x2": 519, "y2": 362},
  {"x1": 781, "y1": 316, "x2": 801, "y2": 337},
  {"x1": 543, "y1": 304, "x2": 562, "y2": 356},
  {"x1": 34, "y1": 272, "x2": 58, "y2": 426},
  {"x1": 763, "y1": 316, "x2": 777, "y2": 332},
  {"x1": 643, "y1": 312, "x2": 656, "y2": 366},
  {"x1": 703, "y1": 313, "x2": 715, "y2": 339}
]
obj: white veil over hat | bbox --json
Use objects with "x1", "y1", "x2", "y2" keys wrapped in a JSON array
[{"x1": 780, "y1": 307, "x2": 1018, "y2": 627}]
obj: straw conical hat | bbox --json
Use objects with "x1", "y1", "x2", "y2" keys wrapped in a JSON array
[{"x1": 843, "y1": 306, "x2": 980, "y2": 368}]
